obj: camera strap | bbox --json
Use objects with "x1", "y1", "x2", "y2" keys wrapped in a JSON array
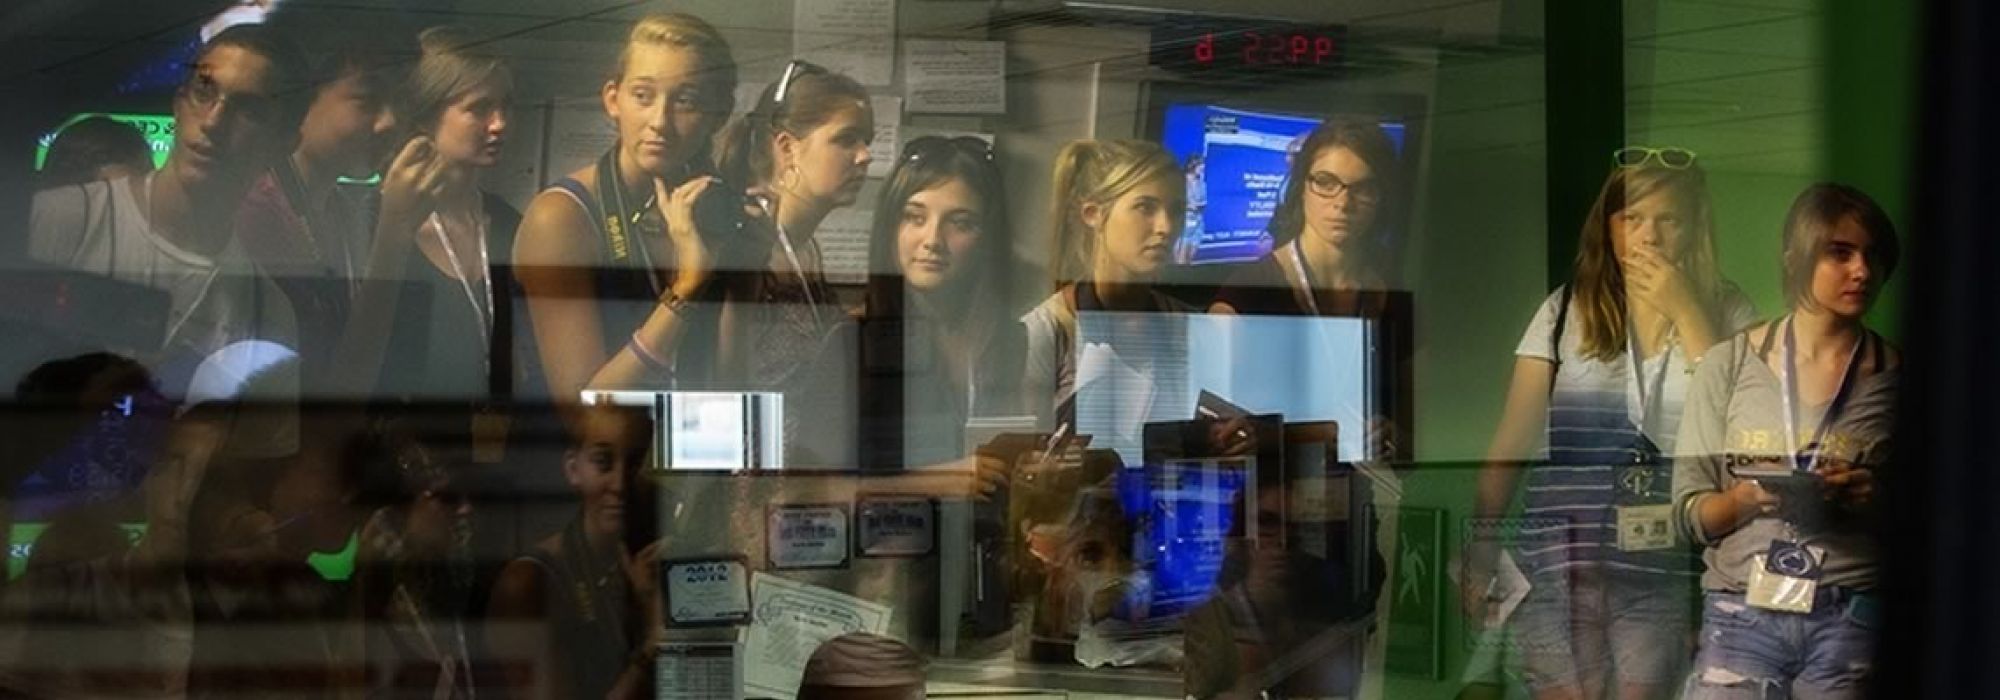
[{"x1": 595, "y1": 147, "x2": 665, "y2": 297}]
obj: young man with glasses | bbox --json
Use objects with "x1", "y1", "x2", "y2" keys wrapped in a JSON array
[{"x1": 27, "y1": 24, "x2": 310, "y2": 405}]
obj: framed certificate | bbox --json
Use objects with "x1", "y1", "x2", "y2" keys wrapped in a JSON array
[
  {"x1": 660, "y1": 556, "x2": 752, "y2": 627},
  {"x1": 767, "y1": 503, "x2": 850, "y2": 570},
  {"x1": 855, "y1": 494, "x2": 936, "y2": 558}
]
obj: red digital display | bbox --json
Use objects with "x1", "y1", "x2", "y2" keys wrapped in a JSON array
[
  {"x1": 1152, "y1": 24, "x2": 1346, "y2": 74},
  {"x1": 1192, "y1": 31, "x2": 1339, "y2": 66}
]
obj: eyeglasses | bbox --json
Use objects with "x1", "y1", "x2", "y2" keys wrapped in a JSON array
[
  {"x1": 1613, "y1": 146, "x2": 1698, "y2": 170},
  {"x1": 1305, "y1": 171, "x2": 1380, "y2": 206},
  {"x1": 178, "y1": 74, "x2": 278, "y2": 127},
  {"x1": 901, "y1": 135, "x2": 995, "y2": 163}
]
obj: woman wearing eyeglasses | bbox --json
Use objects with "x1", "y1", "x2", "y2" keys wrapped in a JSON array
[
  {"x1": 711, "y1": 60, "x2": 874, "y2": 467},
  {"x1": 859, "y1": 135, "x2": 1021, "y2": 478},
  {"x1": 1192, "y1": 116, "x2": 1400, "y2": 700},
  {"x1": 1671, "y1": 184, "x2": 1899, "y2": 700},
  {"x1": 514, "y1": 14, "x2": 740, "y2": 433},
  {"x1": 1210, "y1": 117, "x2": 1399, "y2": 318},
  {"x1": 1466, "y1": 149, "x2": 1759, "y2": 700}
]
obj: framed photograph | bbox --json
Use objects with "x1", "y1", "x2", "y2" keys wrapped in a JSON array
[
  {"x1": 660, "y1": 556, "x2": 752, "y2": 627},
  {"x1": 766, "y1": 503, "x2": 850, "y2": 570},
  {"x1": 855, "y1": 494, "x2": 936, "y2": 558}
]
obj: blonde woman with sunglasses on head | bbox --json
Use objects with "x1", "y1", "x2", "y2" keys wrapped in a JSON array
[{"x1": 1467, "y1": 149, "x2": 1760, "y2": 700}]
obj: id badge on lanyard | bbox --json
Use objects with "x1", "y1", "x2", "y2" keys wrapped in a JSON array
[
  {"x1": 1616, "y1": 324, "x2": 1674, "y2": 552},
  {"x1": 1749, "y1": 316, "x2": 1864, "y2": 612}
]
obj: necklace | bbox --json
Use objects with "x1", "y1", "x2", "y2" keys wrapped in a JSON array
[{"x1": 428, "y1": 211, "x2": 495, "y2": 356}]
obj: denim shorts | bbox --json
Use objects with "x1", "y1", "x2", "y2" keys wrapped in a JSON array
[
  {"x1": 1511, "y1": 565, "x2": 1696, "y2": 692},
  {"x1": 1682, "y1": 589, "x2": 1875, "y2": 700}
]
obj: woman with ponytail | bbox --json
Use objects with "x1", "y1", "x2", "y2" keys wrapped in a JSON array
[
  {"x1": 514, "y1": 13, "x2": 739, "y2": 432},
  {"x1": 1020, "y1": 138, "x2": 1191, "y2": 432}
]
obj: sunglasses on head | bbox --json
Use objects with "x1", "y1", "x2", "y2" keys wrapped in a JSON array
[
  {"x1": 771, "y1": 60, "x2": 829, "y2": 108},
  {"x1": 1613, "y1": 146, "x2": 1698, "y2": 170},
  {"x1": 900, "y1": 135, "x2": 995, "y2": 163}
]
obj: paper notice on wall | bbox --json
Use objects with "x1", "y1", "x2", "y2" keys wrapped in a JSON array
[
  {"x1": 545, "y1": 101, "x2": 616, "y2": 183},
  {"x1": 744, "y1": 573, "x2": 893, "y2": 699},
  {"x1": 903, "y1": 39, "x2": 1006, "y2": 114},
  {"x1": 868, "y1": 96, "x2": 902, "y2": 177},
  {"x1": 817, "y1": 206, "x2": 874, "y2": 285},
  {"x1": 794, "y1": 0, "x2": 896, "y2": 86}
]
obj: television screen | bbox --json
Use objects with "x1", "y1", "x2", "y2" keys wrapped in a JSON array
[{"x1": 1159, "y1": 103, "x2": 1406, "y2": 265}]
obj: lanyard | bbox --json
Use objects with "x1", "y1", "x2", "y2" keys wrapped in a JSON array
[
  {"x1": 1779, "y1": 315, "x2": 1865, "y2": 473},
  {"x1": 275, "y1": 157, "x2": 358, "y2": 292},
  {"x1": 1624, "y1": 321, "x2": 1674, "y2": 436},
  {"x1": 1283, "y1": 238, "x2": 1322, "y2": 315},
  {"x1": 428, "y1": 212, "x2": 495, "y2": 358},
  {"x1": 595, "y1": 148, "x2": 666, "y2": 296}
]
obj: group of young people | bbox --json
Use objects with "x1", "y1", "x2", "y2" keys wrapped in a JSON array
[
  {"x1": 0, "y1": 3, "x2": 1903, "y2": 698},
  {"x1": 1469, "y1": 153, "x2": 1900, "y2": 699}
]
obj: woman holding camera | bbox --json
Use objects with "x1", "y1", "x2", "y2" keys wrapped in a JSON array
[{"x1": 514, "y1": 14, "x2": 740, "y2": 431}]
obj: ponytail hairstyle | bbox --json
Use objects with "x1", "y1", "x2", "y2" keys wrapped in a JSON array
[
  {"x1": 1569, "y1": 163, "x2": 1724, "y2": 361},
  {"x1": 714, "y1": 60, "x2": 869, "y2": 188},
  {"x1": 609, "y1": 13, "x2": 738, "y2": 162},
  {"x1": 400, "y1": 26, "x2": 513, "y2": 138},
  {"x1": 1046, "y1": 139, "x2": 1182, "y2": 288}
]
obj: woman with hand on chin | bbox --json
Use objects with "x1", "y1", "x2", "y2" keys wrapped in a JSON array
[
  {"x1": 514, "y1": 13, "x2": 740, "y2": 433},
  {"x1": 1673, "y1": 184, "x2": 1900, "y2": 700},
  {"x1": 1468, "y1": 151, "x2": 1758, "y2": 700},
  {"x1": 347, "y1": 27, "x2": 522, "y2": 441}
]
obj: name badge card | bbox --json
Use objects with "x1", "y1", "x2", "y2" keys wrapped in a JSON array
[
  {"x1": 767, "y1": 504, "x2": 850, "y2": 570},
  {"x1": 1747, "y1": 540, "x2": 1825, "y2": 613},
  {"x1": 1615, "y1": 504, "x2": 1675, "y2": 552},
  {"x1": 662, "y1": 557, "x2": 752, "y2": 626}
]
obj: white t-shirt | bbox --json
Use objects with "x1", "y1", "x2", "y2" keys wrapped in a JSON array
[
  {"x1": 28, "y1": 176, "x2": 299, "y2": 388},
  {"x1": 28, "y1": 176, "x2": 300, "y2": 456},
  {"x1": 1514, "y1": 285, "x2": 1760, "y2": 452}
]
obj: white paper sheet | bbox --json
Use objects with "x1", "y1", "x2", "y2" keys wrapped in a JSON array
[
  {"x1": 868, "y1": 96, "x2": 903, "y2": 177},
  {"x1": 744, "y1": 573, "x2": 893, "y2": 699},
  {"x1": 903, "y1": 39, "x2": 1007, "y2": 113},
  {"x1": 816, "y1": 206, "x2": 874, "y2": 285},
  {"x1": 793, "y1": 0, "x2": 896, "y2": 86}
]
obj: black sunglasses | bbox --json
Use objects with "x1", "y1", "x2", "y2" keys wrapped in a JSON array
[{"x1": 900, "y1": 135, "x2": 995, "y2": 163}]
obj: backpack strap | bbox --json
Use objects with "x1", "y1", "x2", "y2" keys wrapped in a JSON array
[{"x1": 1547, "y1": 284, "x2": 1572, "y2": 396}]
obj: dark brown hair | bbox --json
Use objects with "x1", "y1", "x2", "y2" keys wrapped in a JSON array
[
  {"x1": 1781, "y1": 182, "x2": 1900, "y2": 312},
  {"x1": 714, "y1": 61, "x2": 869, "y2": 187}
]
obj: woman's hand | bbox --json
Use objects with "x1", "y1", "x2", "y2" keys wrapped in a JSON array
[
  {"x1": 1728, "y1": 478, "x2": 1781, "y2": 521},
  {"x1": 1624, "y1": 243, "x2": 1702, "y2": 324},
  {"x1": 377, "y1": 136, "x2": 452, "y2": 229},
  {"x1": 624, "y1": 538, "x2": 668, "y2": 637},
  {"x1": 1815, "y1": 460, "x2": 1875, "y2": 509},
  {"x1": 659, "y1": 176, "x2": 716, "y2": 300}
]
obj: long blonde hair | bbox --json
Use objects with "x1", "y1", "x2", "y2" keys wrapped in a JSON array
[
  {"x1": 1569, "y1": 164, "x2": 1724, "y2": 361},
  {"x1": 1046, "y1": 139, "x2": 1181, "y2": 288}
]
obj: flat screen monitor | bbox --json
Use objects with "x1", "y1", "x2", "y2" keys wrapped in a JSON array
[
  {"x1": 1071, "y1": 311, "x2": 1383, "y2": 465},
  {"x1": 1157, "y1": 103, "x2": 1408, "y2": 266}
]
